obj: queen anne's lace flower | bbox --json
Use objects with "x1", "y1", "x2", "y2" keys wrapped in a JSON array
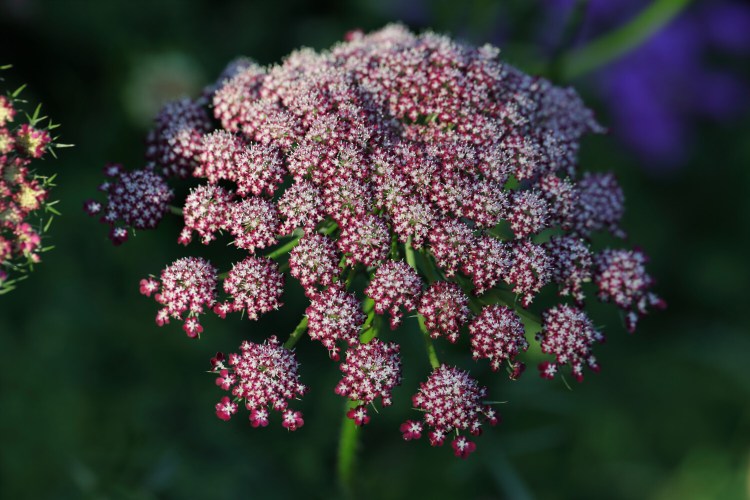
[
  {"x1": 546, "y1": 235, "x2": 592, "y2": 303},
  {"x1": 85, "y1": 165, "x2": 173, "y2": 245},
  {"x1": 277, "y1": 181, "x2": 326, "y2": 235},
  {"x1": 574, "y1": 172, "x2": 626, "y2": 238},
  {"x1": 428, "y1": 220, "x2": 475, "y2": 277},
  {"x1": 216, "y1": 257, "x2": 284, "y2": 320},
  {"x1": 289, "y1": 233, "x2": 340, "y2": 296},
  {"x1": 178, "y1": 184, "x2": 234, "y2": 245},
  {"x1": 462, "y1": 236, "x2": 511, "y2": 295},
  {"x1": 226, "y1": 197, "x2": 280, "y2": 252},
  {"x1": 89, "y1": 25, "x2": 664, "y2": 452},
  {"x1": 505, "y1": 240, "x2": 551, "y2": 307},
  {"x1": 146, "y1": 98, "x2": 211, "y2": 178},
  {"x1": 195, "y1": 129, "x2": 244, "y2": 184},
  {"x1": 337, "y1": 214, "x2": 390, "y2": 267}
]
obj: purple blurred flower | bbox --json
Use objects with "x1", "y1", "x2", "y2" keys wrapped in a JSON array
[{"x1": 552, "y1": 0, "x2": 750, "y2": 170}]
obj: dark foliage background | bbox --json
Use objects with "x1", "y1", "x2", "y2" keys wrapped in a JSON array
[{"x1": 1, "y1": 1, "x2": 748, "y2": 498}]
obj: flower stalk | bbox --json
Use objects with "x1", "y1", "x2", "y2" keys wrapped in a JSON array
[{"x1": 337, "y1": 399, "x2": 360, "y2": 498}]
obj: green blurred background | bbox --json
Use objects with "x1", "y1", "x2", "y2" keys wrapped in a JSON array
[{"x1": 1, "y1": 1, "x2": 748, "y2": 498}]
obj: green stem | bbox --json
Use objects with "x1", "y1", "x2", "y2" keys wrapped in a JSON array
[
  {"x1": 418, "y1": 314, "x2": 441, "y2": 369},
  {"x1": 560, "y1": 0, "x2": 691, "y2": 80},
  {"x1": 405, "y1": 237, "x2": 441, "y2": 369},
  {"x1": 320, "y1": 221, "x2": 339, "y2": 236},
  {"x1": 283, "y1": 316, "x2": 308, "y2": 350},
  {"x1": 265, "y1": 234, "x2": 301, "y2": 260},
  {"x1": 417, "y1": 248, "x2": 439, "y2": 284},
  {"x1": 337, "y1": 400, "x2": 360, "y2": 498},
  {"x1": 167, "y1": 205, "x2": 183, "y2": 216}
]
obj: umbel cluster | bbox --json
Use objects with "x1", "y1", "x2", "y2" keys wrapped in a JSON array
[
  {"x1": 1, "y1": 73, "x2": 62, "y2": 293},
  {"x1": 85, "y1": 25, "x2": 664, "y2": 458}
]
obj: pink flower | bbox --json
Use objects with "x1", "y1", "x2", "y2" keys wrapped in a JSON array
[
  {"x1": 418, "y1": 282, "x2": 470, "y2": 344},
  {"x1": 144, "y1": 257, "x2": 218, "y2": 335},
  {"x1": 218, "y1": 257, "x2": 284, "y2": 320},
  {"x1": 335, "y1": 339, "x2": 402, "y2": 425},
  {"x1": 469, "y1": 305, "x2": 528, "y2": 377},
  {"x1": 211, "y1": 336, "x2": 306, "y2": 429},
  {"x1": 289, "y1": 233, "x2": 340, "y2": 296},
  {"x1": 594, "y1": 248, "x2": 666, "y2": 332},
  {"x1": 403, "y1": 365, "x2": 498, "y2": 457},
  {"x1": 226, "y1": 197, "x2": 280, "y2": 252},
  {"x1": 365, "y1": 260, "x2": 422, "y2": 329},
  {"x1": 536, "y1": 305, "x2": 604, "y2": 382},
  {"x1": 306, "y1": 286, "x2": 365, "y2": 360}
]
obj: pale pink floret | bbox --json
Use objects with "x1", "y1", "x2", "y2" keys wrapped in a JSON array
[
  {"x1": 505, "y1": 240, "x2": 551, "y2": 308},
  {"x1": 226, "y1": 197, "x2": 280, "y2": 252},
  {"x1": 179, "y1": 184, "x2": 234, "y2": 245},
  {"x1": 289, "y1": 233, "x2": 340, "y2": 296},
  {"x1": 217, "y1": 257, "x2": 284, "y2": 320},
  {"x1": 277, "y1": 181, "x2": 326, "y2": 236},
  {"x1": 337, "y1": 214, "x2": 390, "y2": 267}
]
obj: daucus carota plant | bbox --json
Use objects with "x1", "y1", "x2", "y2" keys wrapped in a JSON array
[
  {"x1": 0, "y1": 66, "x2": 67, "y2": 293},
  {"x1": 86, "y1": 24, "x2": 664, "y2": 476}
]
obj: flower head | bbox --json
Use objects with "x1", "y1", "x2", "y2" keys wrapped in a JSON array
[
  {"x1": 365, "y1": 260, "x2": 423, "y2": 329},
  {"x1": 403, "y1": 365, "x2": 499, "y2": 458},
  {"x1": 141, "y1": 256, "x2": 218, "y2": 336},
  {"x1": 469, "y1": 305, "x2": 528, "y2": 378},
  {"x1": 306, "y1": 285, "x2": 365, "y2": 360},
  {"x1": 212, "y1": 336, "x2": 306, "y2": 429},
  {"x1": 594, "y1": 248, "x2": 665, "y2": 332},
  {"x1": 88, "y1": 25, "x2": 665, "y2": 458},
  {"x1": 536, "y1": 305, "x2": 604, "y2": 382},
  {"x1": 335, "y1": 339, "x2": 402, "y2": 425},
  {"x1": 418, "y1": 281, "x2": 470, "y2": 343},
  {"x1": 217, "y1": 257, "x2": 284, "y2": 320}
]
